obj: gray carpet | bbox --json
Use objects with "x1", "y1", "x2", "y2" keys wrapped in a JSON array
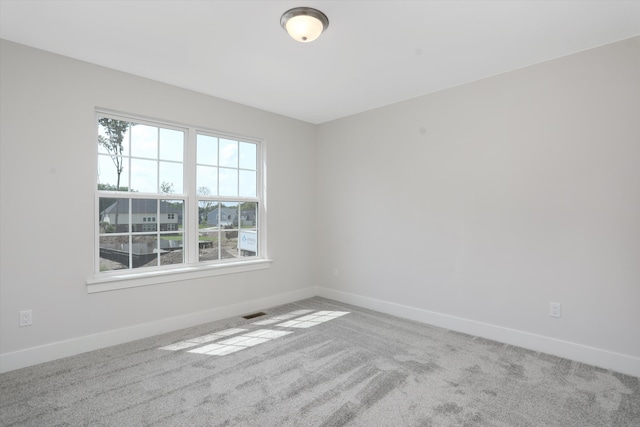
[{"x1": 1, "y1": 297, "x2": 638, "y2": 426}]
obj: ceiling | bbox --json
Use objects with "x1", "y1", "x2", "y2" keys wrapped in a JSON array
[{"x1": 1, "y1": 1, "x2": 639, "y2": 124}]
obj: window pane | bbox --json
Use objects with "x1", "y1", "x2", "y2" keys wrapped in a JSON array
[
  {"x1": 239, "y1": 170, "x2": 256, "y2": 197},
  {"x1": 159, "y1": 161, "x2": 183, "y2": 194},
  {"x1": 219, "y1": 139, "x2": 238, "y2": 168},
  {"x1": 99, "y1": 235, "x2": 130, "y2": 271},
  {"x1": 160, "y1": 200, "x2": 183, "y2": 231},
  {"x1": 214, "y1": 202, "x2": 237, "y2": 227},
  {"x1": 199, "y1": 200, "x2": 218, "y2": 227},
  {"x1": 219, "y1": 168, "x2": 238, "y2": 197},
  {"x1": 197, "y1": 165, "x2": 218, "y2": 196},
  {"x1": 221, "y1": 227, "x2": 239, "y2": 260},
  {"x1": 130, "y1": 124, "x2": 158, "y2": 159},
  {"x1": 99, "y1": 197, "x2": 129, "y2": 233},
  {"x1": 98, "y1": 118, "x2": 130, "y2": 156},
  {"x1": 240, "y1": 202, "x2": 257, "y2": 228},
  {"x1": 131, "y1": 159, "x2": 158, "y2": 193},
  {"x1": 197, "y1": 134, "x2": 218, "y2": 166},
  {"x1": 239, "y1": 229, "x2": 257, "y2": 257},
  {"x1": 160, "y1": 233, "x2": 183, "y2": 266},
  {"x1": 159, "y1": 128, "x2": 183, "y2": 162},
  {"x1": 133, "y1": 235, "x2": 158, "y2": 268},
  {"x1": 199, "y1": 200, "x2": 220, "y2": 261},
  {"x1": 99, "y1": 198, "x2": 129, "y2": 232},
  {"x1": 239, "y1": 142, "x2": 256, "y2": 170},
  {"x1": 98, "y1": 155, "x2": 129, "y2": 191},
  {"x1": 219, "y1": 202, "x2": 238, "y2": 259},
  {"x1": 198, "y1": 228, "x2": 219, "y2": 262},
  {"x1": 239, "y1": 203, "x2": 257, "y2": 256},
  {"x1": 132, "y1": 199, "x2": 157, "y2": 233}
]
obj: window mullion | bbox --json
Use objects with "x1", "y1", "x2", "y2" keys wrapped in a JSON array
[
  {"x1": 126, "y1": 128, "x2": 131, "y2": 192},
  {"x1": 258, "y1": 140, "x2": 266, "y2": 258},
  {"x1": 128, "y1": 199, "x2": 133, "y2": 270},
  {"x1": 186, "y1": 126, "x2": 198, "y2": 264},
  {"x1": 156, "y1": 199, "x2": 160, "y2": 267}
]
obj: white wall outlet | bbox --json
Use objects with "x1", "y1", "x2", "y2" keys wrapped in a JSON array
[
  {"x1": 550, "y1": 302, "x2": 561, "y2": 318},
  {"x1": 332, "y1": 267, "x2": 339, "y2": 278},
  {"x1": 20, "y1": 310, "x2": 33, "y2": 326}
]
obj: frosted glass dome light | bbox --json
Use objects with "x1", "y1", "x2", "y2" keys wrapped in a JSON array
[{"x1": 281, "y1": 7, "x2": 329, "y2": 43}]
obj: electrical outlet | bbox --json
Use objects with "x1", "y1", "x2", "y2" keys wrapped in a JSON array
[
  {"x1": 332, "y1": 267, "x2": 339, "y2": 278},
  {"x1": 20, "y1": 310, "x2": 33, "y2": 327},
  {"x1": 550, "y1": 302, "x2": 561, "y2": 318}
]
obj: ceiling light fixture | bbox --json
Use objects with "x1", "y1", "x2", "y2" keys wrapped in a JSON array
[{"x1": 280, "y1": 7, "x2": 329, "y2": 43}]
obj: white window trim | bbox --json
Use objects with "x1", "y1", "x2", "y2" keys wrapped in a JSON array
[
  {"x1": 86, "y1": 258, "x2": 272, "y2": 293},
  {"x1": 89, "y1": 109, "x2": 269, "y2": 291}
]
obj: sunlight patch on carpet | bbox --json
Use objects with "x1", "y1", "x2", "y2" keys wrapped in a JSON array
[
  {"x1": 159, "y1": 311, "x2": 350, "y2": 357},
  {"x1": 187, "y1": 329, "x2": 293, "y2": 356},
  {"x1": 159, "y1": 328, "x2": 248, "y2": 351},
  {"x1": 276, "y1": 311, "x2": 350, "y2": 328}
]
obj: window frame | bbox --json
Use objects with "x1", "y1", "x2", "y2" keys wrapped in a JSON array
[{"x1": 89, "y1": 110, "x2": 269, "y2": 292}]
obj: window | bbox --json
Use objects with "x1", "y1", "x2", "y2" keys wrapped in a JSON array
[
  {"x1": 196, "y1": 133, "x2": 258, "y2": 261},
  {"x1": 96, "y1": 112, "x2": 263, "y2": 279}
]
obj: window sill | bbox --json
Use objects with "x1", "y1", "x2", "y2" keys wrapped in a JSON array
[{"x1": 86, "y1": 259, "x2": 273, "y2": 293}]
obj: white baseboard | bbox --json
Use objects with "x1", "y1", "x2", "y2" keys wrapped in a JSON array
[
  {"x1": 317, "y1": 287, "x2": 640, "y2": 378},
  {"x1": 4, "y1": 286, "x2": 638, "y2": 377},
  {"x1": 0, "y1": 286, "x2": 317, "y2": 373}
]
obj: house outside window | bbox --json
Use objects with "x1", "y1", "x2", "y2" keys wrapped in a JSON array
[{"x1": 96, "y1": 111, "x2": 263, "y2": 278}]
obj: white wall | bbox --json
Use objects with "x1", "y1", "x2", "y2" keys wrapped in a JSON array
[
  {"x1": 0, "y1": 40, "x2": 317, "y2": 371},
  {"x1": 315, "y1": 37, "x2": 640, "y2": 375}
]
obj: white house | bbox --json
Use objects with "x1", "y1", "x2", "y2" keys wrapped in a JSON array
[{"x1": 101, "y1": 199, "x2": 182, "y2": 233}]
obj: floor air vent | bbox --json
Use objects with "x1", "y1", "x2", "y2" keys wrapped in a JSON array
[{"x1": 242, "y1": 312, "x2": 267, "y2": 320}]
